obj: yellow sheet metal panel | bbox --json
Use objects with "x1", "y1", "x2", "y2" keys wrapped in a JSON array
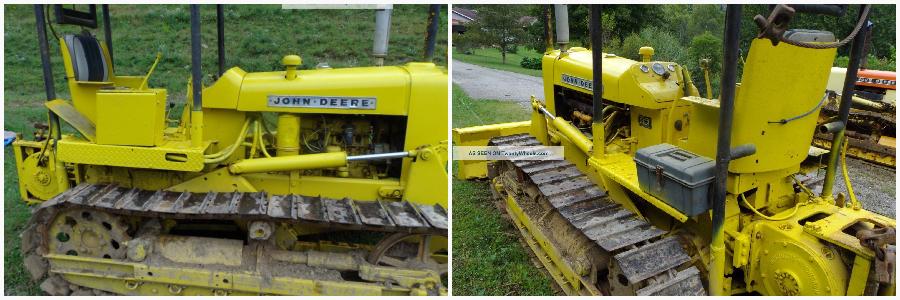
[
  {"x1": 400, "y1": 63, "x2": 448, "y2": 184},
  {"x1": 45, "y1": 99, "x2": 96, "y2": 142},
  {"x1": 545, "y1": 48, "x2": 688, "y2": 112},
  {"x1": 12, "y1": 140, "x2": 32, "y2": 202},
  {"x1": 201, "y1": 67, "x2": 247, "y2": 109},
  {"x1": 630, "y1": 106, "x2": 665, "y2": 151},
  {"x1": 452, "y1": 121, "x2": 531, "y2": 179},
  {"x1": 57, "y1": 137, "x2": 208, "y2": 172},
  {"x1": 112, "y1": 75, "x2": 144, "y2": 90},
  {"x1": 729, "y1": 39, "x2": 837, "y2": 173},
  {"x1": 402, "y1": 144, "x2": 448, "y2": 207},
  {"x1": 235, "y1": 64, "x2": 412, "y2": 116},
  {"x1": 592, "y1": 153, "x2": 689, "y2": 222},
  {"x1": 95, "y1": 89, "x2": 166, "y2": 146},
  {"x1": 200, "y1": 109, "x2": 247, "y2": 155}
]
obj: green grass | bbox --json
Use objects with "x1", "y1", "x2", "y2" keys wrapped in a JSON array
[
  {"x1": 4, "y1": 149, "x2": 43, "y2": 296},
  {"x1": 4, "y1": 4, "x2": 448, "y2": 105},
  {"x1": 4, "y1": 104, "x2": 48, "y2": 296},
  {"x1": 3, "y1": 4, "x2": 447, "y2": 295},
  {"x1": 453, "y1": 47, "x2": 543, "y2": 77},
  {"x1": 451, "y1": 85, "x2": 555, "y2": 296},
  {"x1": 452, "y1": 85, "x2": 529, "y2": 128}
]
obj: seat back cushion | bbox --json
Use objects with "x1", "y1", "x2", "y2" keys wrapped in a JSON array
[{"x1": 64, "y1": 34, "x2": 109, "y2": 82}]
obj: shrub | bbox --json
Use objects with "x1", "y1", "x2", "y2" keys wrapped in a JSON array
[
  {"x1": 520, "y1": 57, "x2": 542, "y2": 70},
  {"x1": 618, "y1": 27, "x2": 685, "y2": 62},
  {"x1": 834, "y1": 52, "x2": 896, "y2": 72}
]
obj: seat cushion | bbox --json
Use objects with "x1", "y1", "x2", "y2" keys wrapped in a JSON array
[{"x1": 64, "y1": 34, "x2": 109, "y2": 82}]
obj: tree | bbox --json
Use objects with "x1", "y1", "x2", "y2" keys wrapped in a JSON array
[
  {"x1": 688, "y1": 5, "x2": 725, "y2": 40},
  {"x1": 465, "y1": 5, "x2": 531, "y2": 64},
  {"x1": 523, "y1": 5, "x2": 549, "y2": 52},
  {"x1": 561, "y1": 5, "x2": 664, "y2": 48},
  {"x1": 523, "y1": 4, "x2": 618, "y2": 52},
  {"x1": 618, "y1": 27, "x2": 685, "y2": 62},
  {"x1": 740, "y1": 4, "x2": 895, "y2": 60},
  {"x1": 687, "y1": 32, "x2": 724, "y2": 97}
]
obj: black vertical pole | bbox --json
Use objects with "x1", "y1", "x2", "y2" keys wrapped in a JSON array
[
  {"x1": 590, "y1": 5, "x2": 603, "y2": 123},
  {"x1": 822, "y1": 5, "x2": 870, "y2": 197},
  {"x1": 835, "y1": 7, "x2": 870, "y2": 133},
  {"x1": 34, "y1": 5, "x2": 61, "y2": 140},
  {"x1": 859, "y1": 20, "x2": 873, "y2": 69},
  {"x1": 217, "y1": 4, "x2": 225, "y2": 77},
  {"x1": 190, "y1": 5, "x2": 202, "y2": 111},
  {"x1": 35, "y1": 5, "x2": 56, "y2": 101},
  {"x1": 713, "y1": 4, "x2": 742, "y2": 239},
  {"x1": 423, "y1": 4, "x2": 440, "y2": 62},
  {"x1": 102, "y1": 4, "x2": 113, "y2": 67},
  {"x1": 711, "y1": 5, "x2": 741, "y2": 295}
]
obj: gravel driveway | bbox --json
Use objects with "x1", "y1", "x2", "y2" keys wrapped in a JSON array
[
  {"x1": 452, "y1": 60, "x2": 543, "y2": 105},
  {"x1": 810, "y1": 159, "x2": 896, "y2": 218}
]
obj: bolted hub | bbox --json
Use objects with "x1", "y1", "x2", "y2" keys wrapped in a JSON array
[
  {"x1": 249, "y1": 221, "x2": 274, "y2": 240},
  {"x1": 774, "y1": 270, "x2": 800, "y2": 296},
  {"x1": 34, "y1": 170, "x2": 51, "y2": 186},
  {"x1": 48, "y1": 209, "x2": 130, "y2": 259},
  {"x1": 79, "y1": 228, "x2": 102, "y2": 253}
]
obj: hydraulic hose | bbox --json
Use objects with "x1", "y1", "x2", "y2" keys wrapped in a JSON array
[
  {"x1": 204, "y1": 119, "x2": 251, "y2": 163},
  {"x1": 740, "y1": 193, "x2": 800, "y2": 221},
  {"x1": 248, "y1": 122, "x2": 259, "y2": 159},
  {"x1": 840, "y1": 139, "x2": 861, "y2": 209},
  {"x1": 256, "y1": 121, "x2": 272, "y2": 158},
  {"x1": 767, "y1": 92, "x2": 827, "y2": 124}
]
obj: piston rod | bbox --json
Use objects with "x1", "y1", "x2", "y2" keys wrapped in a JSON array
[
  {"x1": 348, "y1": 151, "x2": 411, "y2": 161},
  {"x1": 230, "y1": 151, "x2": 413, "y2": 174}
]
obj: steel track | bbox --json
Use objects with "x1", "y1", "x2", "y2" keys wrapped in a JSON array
[
  {"x1": 489, "y1": 133, "x2": 706, "y2": 296},
  {"x1": 21, "y1": 183, "x2": 448, "y2": 295}
]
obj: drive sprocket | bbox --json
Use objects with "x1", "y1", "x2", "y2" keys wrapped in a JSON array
[{"x1": 47, "y1": 209, "x2": 131, "y2": 259}]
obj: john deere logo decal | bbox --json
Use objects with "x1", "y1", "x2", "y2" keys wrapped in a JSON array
[
  {"x1": 561, "y1": 74, "x2": 593, "y2": 91},
  {"x1": 268, "y1": 96, "x2": 377, "y2": 110}
]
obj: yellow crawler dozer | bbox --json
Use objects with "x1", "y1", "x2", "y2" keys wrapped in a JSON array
[
  {"x1": 13, "y1": 4, "x2": 448, "y2": 296},
  {"x1": 455, "y1": 4, "x2": 894, "y2": 296}
]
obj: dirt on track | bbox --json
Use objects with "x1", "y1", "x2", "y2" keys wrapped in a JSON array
[{"x1": 452, "y1": 60, "x2": 543, "y2": 106}]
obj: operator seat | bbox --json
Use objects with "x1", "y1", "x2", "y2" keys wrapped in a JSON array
[
  {"x1": 63, "y1": 34, "x2": 110, "y2": 82},
  {"x1": 58, "y1": 32, "x2": 149, "y2": 124}
]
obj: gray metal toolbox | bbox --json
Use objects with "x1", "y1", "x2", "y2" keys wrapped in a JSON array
[{"x1": 634, "y1": 144, "x2": 715, "y2": 216}]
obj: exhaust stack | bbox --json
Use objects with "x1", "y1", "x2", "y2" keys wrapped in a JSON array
[
  {"x1": 373, "y1": 6, "x2": 392, "y2": 66},
  {"x1": 554, "y1": 4, "x2": 569, "y2": 51},
  {"x1": 423, "y1": 4, "x2": 441, "y2": 62}
]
